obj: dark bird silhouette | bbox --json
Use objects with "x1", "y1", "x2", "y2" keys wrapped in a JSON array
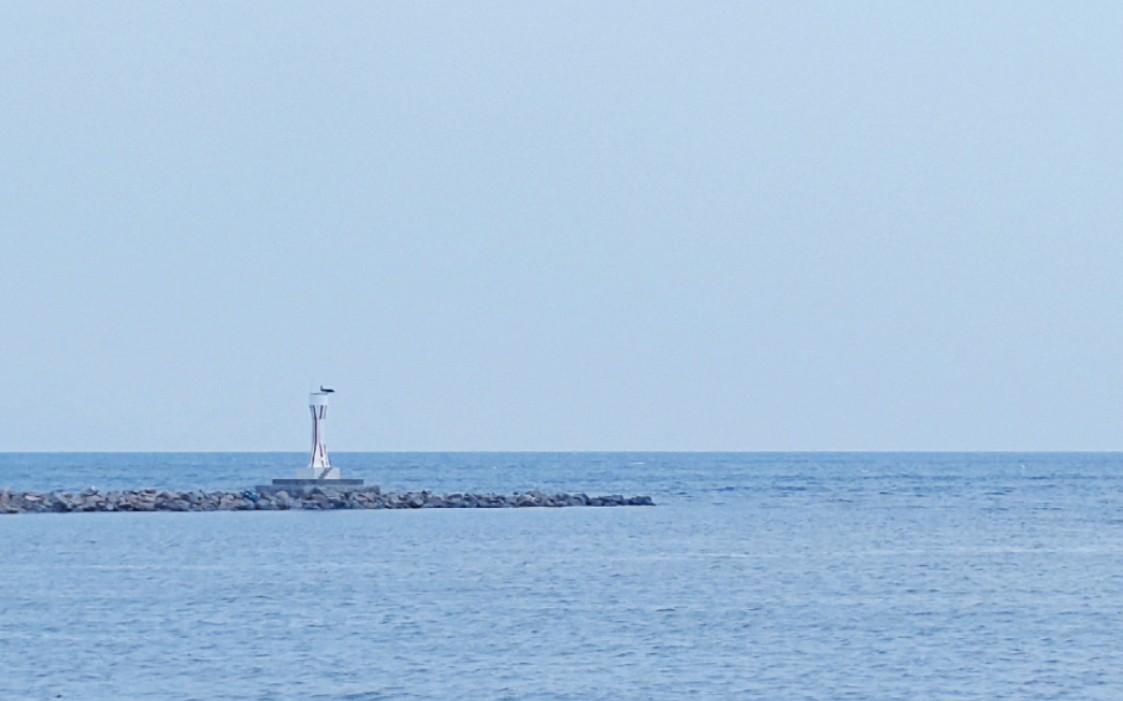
[{"x1": 320, "y1": 386, "x2": 335, "y2": 393}]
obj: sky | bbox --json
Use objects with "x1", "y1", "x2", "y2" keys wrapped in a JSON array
[{"x1": 2, "y1": 1, "x2": 1121, "y2": 452}]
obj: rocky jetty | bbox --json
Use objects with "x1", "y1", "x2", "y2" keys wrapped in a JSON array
[{"x1": 0, "y1": 487, "x2": 654, "y2": 514}]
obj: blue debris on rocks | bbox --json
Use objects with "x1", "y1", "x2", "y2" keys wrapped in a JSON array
[{"x1": 0, "y1": 487, "x2": 655, "y2": 514}]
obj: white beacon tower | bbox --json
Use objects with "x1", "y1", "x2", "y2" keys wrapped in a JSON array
[
  {"x1": 305, "y1": 389, "x2": 335, "y2": 478},
  {"x1": 260, "y1": 386, "x2": 365, "y2": 492}
]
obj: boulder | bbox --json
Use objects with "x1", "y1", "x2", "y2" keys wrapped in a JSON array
[{"x1": 0, "y1": 487, "x2": 655, "y2": 513}]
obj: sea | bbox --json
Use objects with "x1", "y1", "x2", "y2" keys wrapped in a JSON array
[{"x1": 3, "y1": 452, "x2": 1123, "y2": 700}]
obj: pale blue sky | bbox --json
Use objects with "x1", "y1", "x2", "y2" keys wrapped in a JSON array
[{"x1": 2, "y1": 2, "x2": 1121, "y2": 451}]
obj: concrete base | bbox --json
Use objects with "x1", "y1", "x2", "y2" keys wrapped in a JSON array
[{"x1": 256, "y1": 478, "x2": 374, "y2": 496}]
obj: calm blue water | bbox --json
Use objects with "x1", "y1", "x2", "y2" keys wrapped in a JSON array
[{"x1": 3, "y1": 452, "x2": 1123, "y2": 700}]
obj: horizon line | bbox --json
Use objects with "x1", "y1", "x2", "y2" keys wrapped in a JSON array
[{"x1": 2, "y1": 449, "x2": 1121, "y2": 455}]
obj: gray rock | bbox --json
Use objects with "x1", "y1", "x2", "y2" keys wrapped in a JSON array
[
  {"x1": 273, "y1": 492, "x2": 294, "y2": 509},
  {"x1": 216, "y1": 495, "x2": 240, "y2": 511},
  {"x1": 0, "y1": 486, "x2": 656, "y2": 514}
]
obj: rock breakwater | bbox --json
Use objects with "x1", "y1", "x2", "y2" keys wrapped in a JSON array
[{"x1": 0, "y1": 487, "x2": 655, "y2": 514}]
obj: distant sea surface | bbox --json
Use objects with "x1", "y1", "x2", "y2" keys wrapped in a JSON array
[{"x1": 3, "y1": 452, "x2": 1123, "y2": 700}]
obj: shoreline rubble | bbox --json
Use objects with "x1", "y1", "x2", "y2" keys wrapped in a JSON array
[{"x1": 0, "y1": 487, "x2": 655, "y2": 514}]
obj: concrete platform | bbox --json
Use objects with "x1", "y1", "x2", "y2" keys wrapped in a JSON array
[{"x1": 256, "y1": 478, "x2": 377, "y2": 496}]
